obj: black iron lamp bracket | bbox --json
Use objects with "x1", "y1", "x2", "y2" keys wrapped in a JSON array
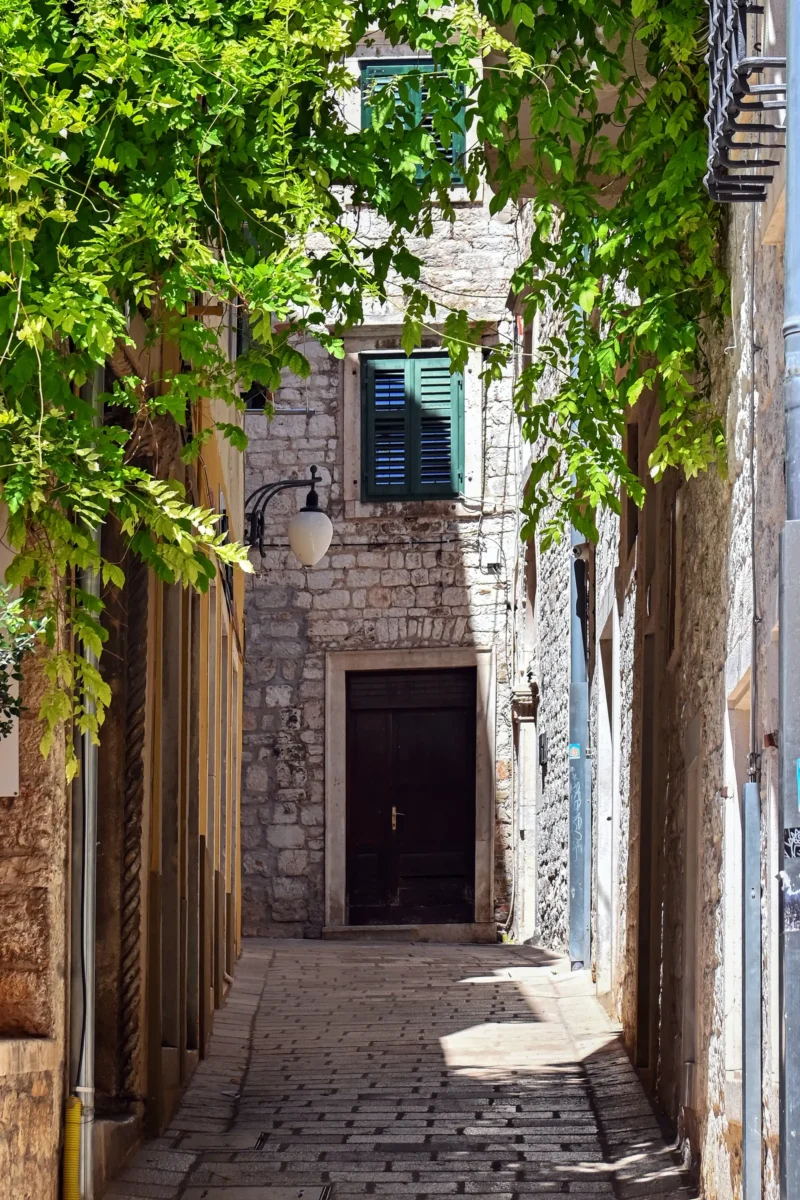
[{"x1": 245, "y1": 464, "x2": 322, "y2": 557}]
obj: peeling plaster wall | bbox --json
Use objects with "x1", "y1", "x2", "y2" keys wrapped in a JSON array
[{"x1": 241, "y1": 201, "x2": 521, "y2": 937}]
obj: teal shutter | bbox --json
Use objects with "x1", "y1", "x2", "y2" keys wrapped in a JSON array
[
  {"x1": 360, "y1": 62, "x2": 417, "y2": 135},
  {"x1": 362, "y1": 357, "x2": 409, "y2": 498},
  {"x1": 409, "y1": 356, "x2": 464, "y2": 496},
  {"x1": 362, "y1": 354, "x2": 464, "y2": 500},
  {"x1": 418, "y1": 77, "x2": 466, "y2": 185},
  {"x1": 360, "y1": 61, "x2": 466, "y2": 185}
]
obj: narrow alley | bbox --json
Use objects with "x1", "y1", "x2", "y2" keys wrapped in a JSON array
[{"x1": 107, "y1": 942, "x2": 690, "y2": 1200}]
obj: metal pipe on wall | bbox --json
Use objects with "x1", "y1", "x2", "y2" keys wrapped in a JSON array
[
  {"x1": 743, "y1": 779, "x2": 762, "y2": 1199},
  {"x1": 742, "y1": 204, "x2": 762, "y2": 1200},
  {"x1": 780, "y1": 0, "x2": 800, "y2": 1192},
  {"x1": 77, "y1": 577, "x2": 99, "y2": 1199},
  {"x1": 73, "y1": 369, "x2": 104, "y2": 1199},
  {"x1": 568, "y1": 527, "x2": 591, "y2": 968}
]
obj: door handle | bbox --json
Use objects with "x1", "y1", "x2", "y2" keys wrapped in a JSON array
[{"x1": 391, "y1": 806, "x2": 405, "y2": 832}]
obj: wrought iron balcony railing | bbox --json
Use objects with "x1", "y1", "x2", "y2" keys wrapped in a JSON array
[{"x1": 705, "y1": 0, "x2": 786, "y2": 202}]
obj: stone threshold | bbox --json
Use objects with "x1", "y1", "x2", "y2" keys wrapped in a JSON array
[{"x1": 321, "y1": 921, "x2": 497, "y2": 943}]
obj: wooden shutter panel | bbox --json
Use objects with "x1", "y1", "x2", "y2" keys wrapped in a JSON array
[
  {"x1": 361, "y1": 62, "x2": 466, "y2": 185},
  {"x1": 363, "y1": 358, "x2": 408, "y2": 497},
  {"x1": 410, "y1": 355, "x2": 463, "y2": 497},
  {"x1": 419, "y1": 78, "x2": 467, "y2": 184},
  {"x1": 360, "y1": 62, "x2": 408, "y2": 132},
  {"x1": 362, "y1": 354, "x2": 463, "y2": 500}
]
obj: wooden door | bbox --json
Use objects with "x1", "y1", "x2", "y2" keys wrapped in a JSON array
[{"x1": 346, "y1": 667, "x2": 476, "y2": 925}]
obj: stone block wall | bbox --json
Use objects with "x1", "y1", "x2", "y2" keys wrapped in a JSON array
[
  {"x1": 652, "y1": 204, "x2": 785, "y2": 1200},
  {"x1": 241, "y1": 201, "x2": 522, "y2": 937},
  {"x1": 528, "y1": 192, "x2": 786, "y2": 1200},
  {"x1": 0, "y1": 655, "x2": 69, "y2": 1200}
]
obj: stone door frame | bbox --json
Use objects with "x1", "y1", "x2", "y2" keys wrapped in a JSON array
[{"x1": 324, "y1": 647, "x2": 496, "y2": 933}]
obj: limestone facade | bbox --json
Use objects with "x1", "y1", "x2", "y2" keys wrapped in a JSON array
[
  {"x1": 525, "y1": 137, "x2": 787, "y2": 1200},
  {"x1": 241, "y1": 152, "x2": 523, "y2": 935}
]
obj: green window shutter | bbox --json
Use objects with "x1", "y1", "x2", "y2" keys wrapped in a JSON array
[
  {"x1": 360, "y1": 61, "x2": 466, "y2": 185},
  {"x1": 418, "y1": 77, "x2": 467, "y2": 185},
  {"x1": 409, "y1": 354, "x2": 464, "y2": 497},
  {"x1": 362, "y1": 354, "x2": 464, "y2": 501},
  {"x1": 360, "y1": 62, "x2": 417, "y2": 136},
  {"x1": 362, "y1": 357, "x2": 409, "y2": 498}
]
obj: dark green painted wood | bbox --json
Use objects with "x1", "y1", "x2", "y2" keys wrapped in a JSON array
[
  {"x1": 361, "y1": 353, "x2": 464, "y2": 501},
  {"x1": 360, "y1": 60, "x2": 466, "y2": 184}
]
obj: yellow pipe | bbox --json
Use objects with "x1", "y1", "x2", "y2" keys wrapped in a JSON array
[{"x1": 62, "y1": 1095, "x2": 81, "y2": 1200}]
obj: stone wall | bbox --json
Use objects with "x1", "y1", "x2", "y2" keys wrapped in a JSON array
[
  {"x1": 529, "y1": 193, "x2": 786, "y2": 1199},
  {"x1": 0, "y1": 655, "x2": 69, "y2": 1199},
  {"x1": 531, "y1": 537, "x2": 570, "y2": 952},
  {"x1": 241, "y1": 200, "x2": 522, "y2": 937},
  {"x1": 653, "y1": 203, "x2": 785, "y2": 1200}
]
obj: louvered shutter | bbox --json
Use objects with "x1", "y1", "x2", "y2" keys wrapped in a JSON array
[
  {"x1": 409, "y1": 355, "x2": 463, "y2": 497},
  {"x1": 362, "y1": 354, "x2": 463, "y2": 500},
  {"x1": 360, "y1": 62, "x2": 415, "y2": 133},
  {"x1": 419, "y1": 78, "x2": 466, "y2": 185},
  {"x1": 360, "y1": 61, "x2": 466, "y2": 185},
  {"x1": 362, "y1": 357, "x2": 409, "y2": 497}
]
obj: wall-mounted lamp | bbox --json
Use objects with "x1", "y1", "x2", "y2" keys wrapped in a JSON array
[{"x1": 245, "y1": 465, "x2": 333, "y2": 567}]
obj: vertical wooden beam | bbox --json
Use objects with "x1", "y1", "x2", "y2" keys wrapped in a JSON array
[
  {"x1": 186, "y1": 594, "x2": 201, "y2": 1063},
  {"x1": 146, "y1": 579, "x2": 164, "y2": 1135}
]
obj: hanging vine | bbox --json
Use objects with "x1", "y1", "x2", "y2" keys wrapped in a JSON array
[
  {"x1": 0, "y1": 0, "x2": 727, "y2": 762},
  {"x1": 370, "y1": 0, "x2": 728, "y2": 544}
]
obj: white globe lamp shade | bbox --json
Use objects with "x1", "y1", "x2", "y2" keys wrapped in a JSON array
[{"x1": 288, "y1": 506, "x2": 333, "y2": 567}]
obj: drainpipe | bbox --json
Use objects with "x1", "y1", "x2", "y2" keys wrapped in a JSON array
[
  {"x1": 74, "y1": 370, "x2": 103, "y2": 1198},
  {"x1": 569, "y1": 527, "x2": 591, "y2": 968},
  {"x1": 780, "y1": 0, "x2": 800, "y2": 1193},
  {"x1": 77, "y1": 576, "x2": 99, "y2": 1199}
]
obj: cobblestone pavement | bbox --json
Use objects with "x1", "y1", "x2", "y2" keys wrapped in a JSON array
[{"x1": 108, "y1": 940, "x2": 692, "y2": 1200}]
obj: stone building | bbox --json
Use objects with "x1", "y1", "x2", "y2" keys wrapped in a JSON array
[
  {"x1": 518, "y1": 5, "x2": 789, "y2": 1199},
  {"x1": 235, "y1": 11, "x2": 790, "y2": 1200},
  {"x1": 0, "y1": 306, "x2": 246, "y2": 1198},
  {"x1": 241, "y1": 40, "x2": 531, "y2": 941}
]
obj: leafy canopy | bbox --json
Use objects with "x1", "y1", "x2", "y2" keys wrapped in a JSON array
[
  {"x1": 0, "y1": 0, "x2": 726, "y2": 763},
  {"x1": 0, "y1": 0, "x2": 486, "y2": 768},
  {"x1": 364, "y1": 0, "x2": 728, "y2": 544}
]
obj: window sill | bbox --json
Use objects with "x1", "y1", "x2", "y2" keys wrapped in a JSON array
[
  {"x1": 338, "y1": 182, "x2": 485, "y2": 210},
  {"x1": 345, "y1": 497, "x2": 482, "y2": 520}
]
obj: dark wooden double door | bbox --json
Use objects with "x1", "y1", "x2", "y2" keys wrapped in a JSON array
[{"x1": 346, "y1": 667, "x2": 476, "y2": 925}]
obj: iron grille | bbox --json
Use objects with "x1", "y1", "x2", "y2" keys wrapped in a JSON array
[{"x1": 705, "y1": 0, "x2": 786, "y2": 202}]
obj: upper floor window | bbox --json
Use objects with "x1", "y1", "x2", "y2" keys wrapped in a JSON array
[
  {"x1": 360, "y1": 60, "x2": 467, "y2": 185},
  {"x1": 236, "y1": 307, "x2": 270, "y2": 410},
  {"x1": 361, "y1": 353, "x2": 464, "y2": 501}
]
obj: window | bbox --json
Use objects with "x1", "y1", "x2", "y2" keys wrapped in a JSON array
[
  {"x1": 236, "y1": 308, "x2": 270, "y2": 410},
  {"x1": 361, "y1": 353, "x2": 464, "y2": 501},
  {"x1": 360, "y1": 60, "x2": 467, "y2": 185}
]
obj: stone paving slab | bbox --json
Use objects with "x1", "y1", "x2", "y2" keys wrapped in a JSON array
[
  {"x1": 183, "y1": 1189, "x2": 329, "y2": 1199},
  {"x1": 107, "y1": 940, "x2": 693, "y2": 1200}
]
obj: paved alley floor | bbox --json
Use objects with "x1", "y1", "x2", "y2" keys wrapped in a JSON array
[{"x1": 108, "y1": 940, "x2": 691, "y2": 1200}]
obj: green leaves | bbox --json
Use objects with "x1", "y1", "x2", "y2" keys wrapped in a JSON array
[
  {"x1": 0, "y1": 0, "x2": 726, "y2": 763},
  {"x1": 0, "y1": 0, "x2": 482, "y2": 763}
]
